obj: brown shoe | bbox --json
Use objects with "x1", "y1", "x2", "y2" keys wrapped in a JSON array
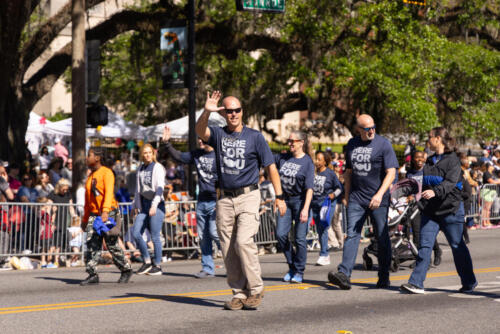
[
  {"x1": 242, "y1": 292, "x2": 264, "y2": 310},
  {"x1": 223, "y1": 297, "x2": 245, "y2": 311}
]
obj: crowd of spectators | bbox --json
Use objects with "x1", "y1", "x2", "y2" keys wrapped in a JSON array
[{"x1": 1, "y1": 137, "x2": 499, "y2": 270}]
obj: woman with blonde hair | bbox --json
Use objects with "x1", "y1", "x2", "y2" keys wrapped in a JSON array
[{"x1": 132, "y1": 143, "x2": 167, "y2": 275}]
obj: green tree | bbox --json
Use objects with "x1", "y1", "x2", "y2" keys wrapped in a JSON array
[{"x1": 2, "y1": 0, "x2": 500, "y2": 165}]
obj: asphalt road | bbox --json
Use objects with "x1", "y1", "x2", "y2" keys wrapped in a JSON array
[{"x1": 1, "y1": 229, "x2": 499, "y2": 334}]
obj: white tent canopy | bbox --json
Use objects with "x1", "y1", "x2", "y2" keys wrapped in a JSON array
[
  {"x1": 142, "y1": 109, "x2": 226, "y2": 141},
  {"x1": 25, "y1": 111, "x2": 145, "y2": 139}
]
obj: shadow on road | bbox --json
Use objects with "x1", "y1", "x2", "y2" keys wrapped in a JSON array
[
  {"x1": 35, "y1": 276, "x2": 83, "y2": 285},
  {"x1": 114, "y1": 292, "x2": 224, "y2": 308},
  {"x1": 162, "y1": 271, "x2": 226, "y2": 279}
]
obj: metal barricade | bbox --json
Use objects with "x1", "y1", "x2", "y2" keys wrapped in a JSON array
[
  {"x1": 0, "y1": 202, "x2": 84, "y2": 266},
  {"x1": 477, "y1": 184, "x2": 500, "y2": 228},
  {"x1": 0, "y1": 199, "x2": 288, "y2": 264}
]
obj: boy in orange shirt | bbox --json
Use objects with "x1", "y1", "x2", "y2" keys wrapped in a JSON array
[{"x1": 80, "y1": 148, "x2": 132, "y2": 285}]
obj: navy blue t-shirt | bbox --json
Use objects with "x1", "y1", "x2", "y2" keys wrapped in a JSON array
[
  {"x1": 274, "y1": 153, "x2": 314, "y2": 198},
  {"x1": 345, "y1": 134, "x2": 399, "y2": 207},
  {"x1": 312, "y1": 168, "x2": 342, "y2": 206},
  {"x1": 179, "y1": 149, "x2": 217, "y2": 201},
  {"x1": 208, "y1": 126, "x2": 274, "y2": 190},
  {"x1": 406, "y1": 169, "x2": 423, "y2": 186}
]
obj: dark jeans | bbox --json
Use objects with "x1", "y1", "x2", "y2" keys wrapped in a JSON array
[
  {"x1": 276, "y1": 196, "x2": 310, "y2": 275},
  {"x1": 338, "y1": 202, "x2": 391, "y2": 280},
  {"x1": 409, "y1": 203, "x2": 477, "y2": 289},
  {"x1": 411, "y1": 211, "x2": 441, "y2": 253}
]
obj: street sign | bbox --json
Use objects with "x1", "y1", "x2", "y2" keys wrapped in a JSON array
[{"x1": 236, "y1": 0, "x2": 285, "y2": 13}]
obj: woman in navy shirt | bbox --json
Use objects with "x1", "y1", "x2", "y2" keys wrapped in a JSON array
[
  {"x1": 275, "y1": 131, "x2": 315, "y2": 283},
  {"x1": 312, "y1": 151, "x2": 342, "y2": 266}
]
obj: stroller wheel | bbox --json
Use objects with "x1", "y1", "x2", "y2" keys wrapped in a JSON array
[
  {"x1": 390, "y1": 258, "x2": 400, "y2": 272},
  {"x1": 363, "y1": 254, "x2": 373, "y2": 271}
]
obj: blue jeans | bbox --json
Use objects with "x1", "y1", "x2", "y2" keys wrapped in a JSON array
[
  {"x1": 276, "y1": 197, "x2": 310, "y2": 275},
  {"x1": 409, "y1": 203, "x2": 477, "y2": 289},
  {"x1": 132, "y1": 199, "x2": 165, "y2": 266},
  {"x1": 196, "y1": 200, "x2": 220, "y2": 274},
  {"x1": 312, "y1": 200, "x2": 337, "y2": 256},
  {"x1": 338, "y1": 202, "x2": 391, "y2": 280}
]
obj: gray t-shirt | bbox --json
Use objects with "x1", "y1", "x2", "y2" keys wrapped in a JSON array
[{"x1": 138, "y1": 162, "x2": 155, "y2": 200}]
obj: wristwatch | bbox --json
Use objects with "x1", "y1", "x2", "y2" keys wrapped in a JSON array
[{"x1": 276, "y1": 194, "x2": 284, "y2": 200}]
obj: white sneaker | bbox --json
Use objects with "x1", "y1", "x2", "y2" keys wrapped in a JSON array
[{"x1": 316, "y1": 256, "x2": 330, "y2": 266}]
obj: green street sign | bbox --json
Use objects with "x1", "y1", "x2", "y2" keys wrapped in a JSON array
[{"x1": 236, "y1": 0, "x2": 285, "y2": 13}]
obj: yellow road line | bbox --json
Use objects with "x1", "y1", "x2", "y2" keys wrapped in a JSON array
[
  {"x1": 0, "y1": 299, "x2": 157, "y2": 315},
  {"x1": 0, "y1": 297, "x2": 145, "y2": 311},
  {"x1": 2, "y1": 267, "x2": 499, "y2": 315}
]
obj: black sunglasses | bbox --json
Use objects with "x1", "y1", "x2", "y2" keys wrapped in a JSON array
[
  {"x1": 361, "y1": 125, "x2": 376, "y2": 132},
  {"x1": 224, "y1": 108, "x2": 242, "y2": 114}
]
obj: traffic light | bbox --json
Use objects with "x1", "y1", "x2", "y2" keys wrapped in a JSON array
[{"x1": 86, "y1": 103, "x2": 108, "y2": 128}]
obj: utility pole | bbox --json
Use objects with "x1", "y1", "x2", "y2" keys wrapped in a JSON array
[
  {"x1": 187, "y1": 0, "x2": 196, "y2": 197},
  {"x1": 71, "y1": 0, "x2": 86, "y2": 194}
]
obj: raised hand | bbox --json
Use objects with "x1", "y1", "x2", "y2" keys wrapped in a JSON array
[
  {"x1": 204, "y1": 91, "x2": 225, "y2": 113},
  {"x1": 162, "y1": 126, "x2": 171, "y2": 142}
]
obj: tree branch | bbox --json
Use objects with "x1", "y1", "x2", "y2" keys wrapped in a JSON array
[
  {"x1": 23, "y1": 5, "x2": 299, "y2": 111},
  {"x1": 22, "y1": 7, "x2": 182, "y2": 111},
  {"x1": 20, "y1": 0, "x2": 106, "y2": 75}
]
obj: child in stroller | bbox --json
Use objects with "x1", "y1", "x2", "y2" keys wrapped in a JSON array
[{"x1": 362, "y1": 178, "x2": 420, "y2": 272}]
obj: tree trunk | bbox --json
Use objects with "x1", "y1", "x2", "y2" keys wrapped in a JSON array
[{"x1": 0, "y1": 88, "x2": 28, "y2": 165}]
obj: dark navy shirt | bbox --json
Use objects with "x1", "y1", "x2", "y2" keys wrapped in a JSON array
[
  {"x1": 406, "y1": 169, "x2": 423, "y2": 186},
  {"x1": 312, "y1": 168, "x2": 342, "y2": 206},
  {"x1": 274, "y1": 153, "x2": 314, "y2": 198},
  {"x1": 208, "y1": 125, "x2": 274, "y2": 190},
  {"x1": 345, "y1": 134, "x2": 399, "y2": 207},
  {"x1": 179, "y1": 149, "x2": 217, "y2": 201}
]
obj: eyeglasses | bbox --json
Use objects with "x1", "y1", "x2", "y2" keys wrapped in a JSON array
[
  {"x1": 224, "y1": 108, "x2": 242, "y2": 114},
  {"x1": 361, "y1": 126, "x2": 376, "y2": 132},
  {"x1": 23, "y1": 178, "x2": 31, "y2": 181},
  {"x1": 287, "y1": 139, "x2": 302, "y2": 144}
]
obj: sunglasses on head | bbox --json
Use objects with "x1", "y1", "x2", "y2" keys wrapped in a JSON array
[
  {"x1": 224, "y1": 108, "x2": 242, "y2": 114},
  {"x1": 361, "y1": 125, "x2": 376, "y2": 132}
]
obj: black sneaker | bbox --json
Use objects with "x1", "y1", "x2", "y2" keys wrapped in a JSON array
[
  {"x1": 433, "y1": 248, "x2": 442, "y2": 266},
  {"x1": 136, "y1": 262, "x2": 153, "y2": 275},
  {"x1": 400, "y1": 283, "x2": 424, "y2": 294},
  {"x1": 80, "y1": 274, "x2": 99, "y2": 286},
  {"x1": 118, "y1": 270, "x2": 133, "y2": 283},
  {"x1": 146, "y1": 266, "x2": 162, "y2": 276},
  {"x1": 376, "y1": 278, "x2": 391, "y2": 289},
  {"x1": 327, "y1": 271, "x2": 351, "y2": 290},
  {"x1": 458, "y1": 282, "x2": 477, "y2": 293}
]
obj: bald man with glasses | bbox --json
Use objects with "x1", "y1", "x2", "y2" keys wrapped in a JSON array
[
  {"x1": 327, "y1": 114, "x2": 398, "y2": 290},
  {"x1": 196, "y1": 91, "x2": 286, "y2": 311}
]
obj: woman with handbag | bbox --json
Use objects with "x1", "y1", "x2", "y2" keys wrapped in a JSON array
[
  {"x1": 131, "y1": 143, "x2": 166, "y2": 276},
  {"x1": 80, "y1": 147, "x2": 132, "y2": 286},
  {"x1": 312, "y1": 151, "x2": 343, "y2": 266},
  {"x1": 275, "y1": 131, "x2": 315, "y2": 283}
]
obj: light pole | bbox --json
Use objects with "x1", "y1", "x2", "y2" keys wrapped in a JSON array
[{"x1": 187, "y1": 0, "x2": 196, "y2": 197}]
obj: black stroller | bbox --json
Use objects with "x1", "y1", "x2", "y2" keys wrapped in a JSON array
[{"x1": 362, "y1": 178, "x2": 420, "y2": 272}]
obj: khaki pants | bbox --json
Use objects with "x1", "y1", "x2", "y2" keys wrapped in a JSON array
[
  {"x1": 216, "y1": 189, "x2": 263, "y2": 298},
  {"x1": 328, "y1": 206, "x2": 344, "y2": 249}
]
